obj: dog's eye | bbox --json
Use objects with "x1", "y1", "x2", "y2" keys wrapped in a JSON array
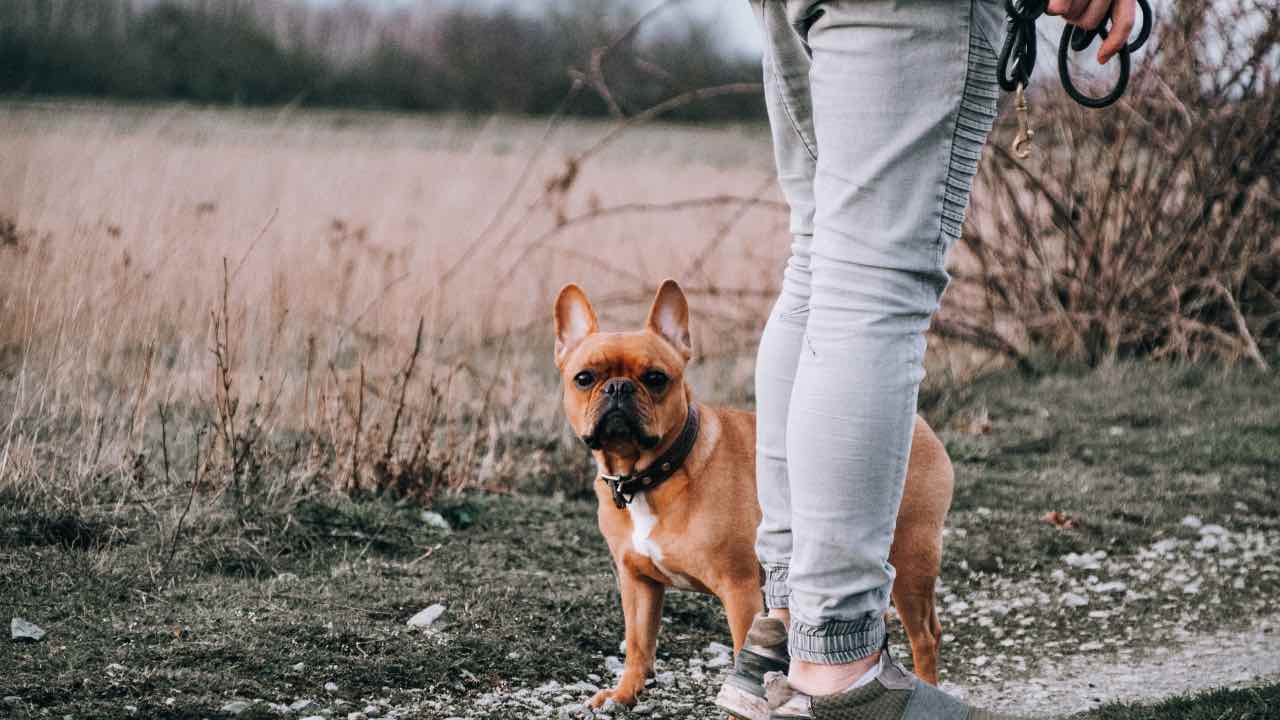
[
  {"x1": 641, "y1": 370, "x2": 669, "y2": 389},
  {"x1": 573, "y1": 370, "x2": 596, "y2": 389}
]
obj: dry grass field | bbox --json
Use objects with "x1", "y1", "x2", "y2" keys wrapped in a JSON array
[{"x1": 0, "y1": 100, "x2": 816, "y2": 503}]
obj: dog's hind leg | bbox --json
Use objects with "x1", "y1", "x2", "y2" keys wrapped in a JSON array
[
  {"x1": 890, "y1": 566, "x2": 942, "y2": 685},
  {"x1": 720, "y1": 580, "x2": 765, "y2": 655}
]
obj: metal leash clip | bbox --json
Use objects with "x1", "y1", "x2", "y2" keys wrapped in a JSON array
[{"x1": 1012, "y1": 83, "x2": 1035, "y2": 159}]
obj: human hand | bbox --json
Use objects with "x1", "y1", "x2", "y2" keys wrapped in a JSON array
[{"x1": 1046, "y1": 0, "x2": 1136, "y2": 64}]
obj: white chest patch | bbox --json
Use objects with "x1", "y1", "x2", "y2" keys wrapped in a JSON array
[
  {"x1": 628, "y1": 493, "x2": 697, "y2": 591},
  {"x1": 628, "y1": 493, "x2": 662, "y2": 560}
]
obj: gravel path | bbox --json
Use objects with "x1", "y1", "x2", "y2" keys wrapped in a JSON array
[{"x1": 959, "y1": 614, "x2": 1280, "y2": 717}]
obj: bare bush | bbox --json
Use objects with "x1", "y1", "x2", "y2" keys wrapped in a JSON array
[{"x1": 938, "y1": 0, "x2": 1279, "y2": 368}]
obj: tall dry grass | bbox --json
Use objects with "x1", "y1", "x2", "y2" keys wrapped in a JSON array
[
  {"x1": 1, "y1": 0, "x2": 1275, "y2": 528},
  {"x1": 0, "y1": 102, "x2": 791, "y2": 515}
]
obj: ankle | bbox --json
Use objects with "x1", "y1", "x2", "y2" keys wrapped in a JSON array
[
  {"x1": 788, "y1": 651, "x2": 880, "y2": 697},
  {"x1": 768, "y1": 607, "x2": 790, "y2": 630}
]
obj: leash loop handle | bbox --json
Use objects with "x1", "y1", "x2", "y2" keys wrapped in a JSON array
[
  {"x1": 998, "y1": 0, "x2": 1153, "y2": 109},
  {"x1": 1056, "y1": 0, "x2": 1151, "y2": 109}
]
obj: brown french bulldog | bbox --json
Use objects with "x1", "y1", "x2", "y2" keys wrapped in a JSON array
[{"x1": 553, "y1": 279, "x2": 954, "y2": 709}]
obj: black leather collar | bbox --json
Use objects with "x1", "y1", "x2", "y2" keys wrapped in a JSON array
[{"x1": 599, "y1": 404, "x2": 700, "y2": 509}]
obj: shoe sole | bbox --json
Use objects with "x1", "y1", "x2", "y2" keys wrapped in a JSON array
[{"x1": 715, "y1": 682, "x2": 770, "y2": 720}]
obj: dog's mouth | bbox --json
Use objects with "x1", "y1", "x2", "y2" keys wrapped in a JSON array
[{"x1": 583, "y1": 408, "x2": 661, "y2": 450}]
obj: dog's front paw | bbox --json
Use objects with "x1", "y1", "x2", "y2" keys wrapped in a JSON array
[{"x1": 588, "y1": 685, "x2": 639, "y2": 709}]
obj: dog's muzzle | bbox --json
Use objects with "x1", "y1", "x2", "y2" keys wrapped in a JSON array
[{"x1": 582, "y1": 407, "x2": 659, "y2": 450}]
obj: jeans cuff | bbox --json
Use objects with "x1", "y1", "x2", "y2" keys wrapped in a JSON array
[
  {"x1": 762, "y1": 564, "x2": 790, "y2": 609},
  {"x1": 788, "y1": 614, "x2": 885, "y2": 664}
]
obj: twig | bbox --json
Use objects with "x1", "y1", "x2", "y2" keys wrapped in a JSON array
[
  {"x1": 385, "y1": 317, "x2": 425, "y2": 460},
  {"x1": 351, "y1": 364, "x2": 365, "y2": 492}
]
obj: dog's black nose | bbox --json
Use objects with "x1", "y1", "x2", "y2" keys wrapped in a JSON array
[{"x1": 602, "y1": 378, "x2": 635, "y2": 398}]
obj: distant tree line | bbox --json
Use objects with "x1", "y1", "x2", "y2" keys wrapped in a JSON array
[{"x1": 0, "y1": 0, "x2": 764, "y2": 120}]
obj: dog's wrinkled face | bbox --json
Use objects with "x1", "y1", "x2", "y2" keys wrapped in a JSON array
[{"x1": 554, "y1": 280, "x2": 692, "y2": 456}]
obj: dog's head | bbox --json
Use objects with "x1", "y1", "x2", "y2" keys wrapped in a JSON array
[{"x1": 553, "y1": 280, "x2": 692, "y2": 457}]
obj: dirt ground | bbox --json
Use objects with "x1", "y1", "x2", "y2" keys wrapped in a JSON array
[{"x1": 4, "y1": 363, "x2": 1279, "y2": 719}]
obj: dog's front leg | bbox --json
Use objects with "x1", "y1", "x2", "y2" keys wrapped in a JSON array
[{"x1": 590, "y1": 567, "x2": 665, "y2": 708}]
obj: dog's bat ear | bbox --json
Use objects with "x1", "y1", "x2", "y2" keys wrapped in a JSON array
[
  {"x1": 645, "y1": 279, "x2": 691, "y2": 361},
  {"x1": 554, "y1": 283, "x2": 599, "y2": 368}
]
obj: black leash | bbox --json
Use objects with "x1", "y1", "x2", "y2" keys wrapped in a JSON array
[{"x1": 996, "y1": 0, "x2": 1153, "y2": 156}]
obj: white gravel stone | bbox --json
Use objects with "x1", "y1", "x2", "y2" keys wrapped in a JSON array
[
  {"x1": 1061, "y1": 592, "x2": 1090, "y2": 607},
  {"x1": 221, "y1": 700, "x2": 252, "y2": 714},
  {"x1": 10, "y1": 617, "x2": 45, "y2": 641},
  {"x1": 407, "y1": 604, "x2": 446, "y2": 627}
]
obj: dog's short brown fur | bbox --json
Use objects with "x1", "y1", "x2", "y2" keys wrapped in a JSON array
[{"x1": 554, "y1": 280, "x2": 954, "y2": 708}]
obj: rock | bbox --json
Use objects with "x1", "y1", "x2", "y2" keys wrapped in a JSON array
[
  {"x1": 421, "y1": 511, "x2": 451, "y2": 532},
  {"x1": 556, "y1": 703, "x2": 587, "y2": 719},
  {"x1": 1079, "y1": 641, "x2": 1105, "y2": 651},
  {"x1": 705, "y1": 653, "x2": 731, "y2": 669},
  {"x1": 301, "y1": 716, "x2": 327, "y2": 720},
  {"x1": 3, "y1": 696, "x2": 19, "y2": 704},
  {"x1": 1182, "y1": 580, "x2": 1202, "y2": 595},
  {"x1": 704, "y1": 641, "x2": 733, "y2": 656},
  {"x1": 291, "y1": 699, "x2": 314, "y2": 711},
  {"x1": 604, "y1": 656, "x2": 625, "y2": 675},
  {"x1": 1092, "y1": 581, "x2": 1127, "y2": 594},
  {"x1": 124, "y1": 706, "x2": 138, "y2": 714},
  {"x1": 1107, "y1": 426, "x2": 1125, "y2": 436},
  {"x1": 407, "y1": 604, "x2": 446, "y2": 628},
  {"x1": 292, "y1": 662, "x2": 306, "y2": 671},
  {"x1": 324, "y1": 682, "x2": 339, "y2": 693},
  {"x1": 1181, "y1": 515, "x2": 1203, "y2": 529},
  {"x1": 564, "y1": 681, "x2": 599, "y2": 694},
  {"x1": 1061, "y1": 592, "x2": 1089, "y2": 608},
  {"x1": 1063, "y1": 551, "x2": 1105, "y2": 570},
  {"x1": 10, "y1": 617, "x2": 45, "y2": 642},
  {"x1": 587, "y1": 673, "x2": 602, "y2": 683},
  {"x1": 655, "y1": 671, "x2": 675, "y2": 687},
  {"x1": 221, "y1": 700, "x2": 252, "y2": 715},
  {"x1": 633, "y1": 703, "x2": 654, "y2": 715},
  {"x1": 346, "y1": 713, "x2": 367, "y2": 720},
  {"x1": 1199, "y1": 524, "x2": 1228, "y2": 536}
]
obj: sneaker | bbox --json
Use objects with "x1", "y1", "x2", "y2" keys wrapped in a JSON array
[
  {"x1": 715, "y1": 613, "x2": 791, "y2": 720},
  {"x1": 764, "y1": 648, "x2": 1023, "y2": 719}
]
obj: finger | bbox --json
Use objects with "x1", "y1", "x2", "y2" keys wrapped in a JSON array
[
  {"x1": 1098, "y1": 0, "x2": 1135, "y2": 63},
  {"x1": 1047, "y1": 0, "x2": 1087, "y2": 18},
  {"x1": 1075, "y1": 0, "x2": 1114, "y2": 31}
]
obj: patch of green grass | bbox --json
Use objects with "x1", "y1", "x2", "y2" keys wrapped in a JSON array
[
  {"x1": 1082, "y1": 683, "x2": 1280, "y2": 719},
  {"x1": 0, "y1": 493, "x2": 724, "y2": 718},
  {"x1": 930, "y1": 362, "x2": 1280, "y2": 578}
]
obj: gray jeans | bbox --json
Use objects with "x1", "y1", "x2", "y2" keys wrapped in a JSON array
[{"x1": 751, "y1": 0, "x2": 1003, "y2": 663}]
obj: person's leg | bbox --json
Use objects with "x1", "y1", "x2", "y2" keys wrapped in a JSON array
[
  {"x1": 781, "y1": 0, "x2": 1001, "y2": 694},
  {"x1": 751, "y1": 0, "x2": 820, "y2": 619}
]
